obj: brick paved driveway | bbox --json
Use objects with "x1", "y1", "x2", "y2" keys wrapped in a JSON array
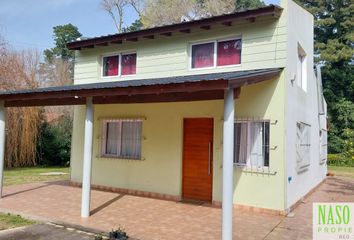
[{"x1": 0, "y1": 176, "x2": 352, "y2": 240}]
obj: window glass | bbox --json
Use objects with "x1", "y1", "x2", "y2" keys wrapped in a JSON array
[
  {"x1": 217, "y1": 39, "x2": 242, "y2": 66},
  {"x1": 121, "y1": 53, "x2": 137, "y2": 75},
  {"x1": 234, "y1": 120, "x2": 270, "y2": 167},
  {"x1": 101, "y1": 119, "x2": 142, "y2": 159},
  {"x1": 103, "y1": 55, "x2": 119, "y2": 77},
  {"x1": 191, "y1": 42, "x2": 215, "y2": 68}
]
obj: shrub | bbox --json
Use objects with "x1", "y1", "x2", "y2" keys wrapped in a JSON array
[
  {"x1": 37, "y1": 113, "x2": 72, "y2": 166},
  {"x1": 327, "y1": 154, "x2": 353, "y2": 167},
  {"x1": 109, "y1": 227, "x2": 129, "y2": 240}
]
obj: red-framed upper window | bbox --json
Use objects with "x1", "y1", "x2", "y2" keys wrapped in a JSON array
[
  {"x1": 121, "y1": 53, "x2": 137, "y2": 75},
  {"x1": 103, "y1": 55, "x2": 119, "y2": 77},
  {"x1": 217, "y1": 39, "x2": 242, "y2": 66},
  {"x1": 191, "y1": 42, "x2": 215, "y2": 69}
]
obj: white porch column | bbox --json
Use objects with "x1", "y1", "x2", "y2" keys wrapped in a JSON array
[
  {"x1": 0, "y1": 101, "x2": 5, "y2": 198},
  {"x1": 81, "y1": 97, "x2": 94, "y2": 217},
  {"x1": 222, "y1": 89, "x2": 234, "y2": 240}
]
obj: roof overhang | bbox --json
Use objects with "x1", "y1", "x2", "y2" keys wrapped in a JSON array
[
  {"x1": 67, "y1": 5, "x2": 283, "y2": 50},
  {"x1": 0, "y1": 68, "x2": 283, "y2": 108}
]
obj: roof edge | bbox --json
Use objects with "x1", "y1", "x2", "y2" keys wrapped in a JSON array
[{"x1": 67, "y1": 5, "x2": 283, "y2": 50}]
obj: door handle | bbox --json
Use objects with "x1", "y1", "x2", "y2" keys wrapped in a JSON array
[{"x1": 208, "y1": 141, "x2": 212, "y2": 175}]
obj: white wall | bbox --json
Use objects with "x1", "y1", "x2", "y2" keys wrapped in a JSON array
[{"x1": 284, "y1": 0, "x2": 327, "y2": 209}]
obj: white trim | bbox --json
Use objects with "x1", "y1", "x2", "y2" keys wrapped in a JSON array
[{"x1": 189, "y1": 37, "x2": 242, "y2": 71}]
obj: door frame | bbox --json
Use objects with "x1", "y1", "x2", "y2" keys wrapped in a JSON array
[{"x1": 181, "y1": 117, "x2": 214, "y2": 202}]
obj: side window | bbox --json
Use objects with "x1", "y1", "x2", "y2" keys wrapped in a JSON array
[
  {"x1": 297, "y1": 44, "x2": 307, "y2": 91},
  {"x1": 296, "y1": 122, "x2": 311, "y2": 172},
  {"x1": 234, "y1": 120, "x2": 270, "y2": 168}
]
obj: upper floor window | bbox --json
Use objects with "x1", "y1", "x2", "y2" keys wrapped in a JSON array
[
  {"x1": 102, "y1": 53, "x2": 137, "y2": 77},
  {"x1": 122, "y1": 53, "x2": 137, "y2": 75},
  {"x1": 191, "y1": 38, "x2": 242, "y2": 69},
  {"x1": 217, "y1": 39, "x2": 242, "y2": 66},
  {"x1": 103, "y1": 55, "x2": 119, "y2": 77},
  {"x1": 191, "y1": 42, "x2": 215, "y2": 68},
  {"x1": 297, "y1": 44, "x2": 307, "y2": 91}
]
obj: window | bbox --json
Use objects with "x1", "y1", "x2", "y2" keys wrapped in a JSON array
[
  {"x1": 297, "y1": 44, "x2": 307, "y2": 91},
  {"x1": 296, "y1": 122, "x2": 311, "y2": 172},
  {"x1": 320, "y1": 129, "x2": 327, "y2": 164},
  {"x1": 103, "y1": 55, "x2": 119, "y2": 77},
  {"x1": 217, "y1": 39, "x2": 241, "y2": 66},
  {"x1": 102, "y1": 53, "x2": 137, "y2": 77},
  {"x1": 121, "y1": 53, "x2": 137, "y2": 75},
  {"x1": 191, "y1": 42, "x2": 215, "y2": 68},
  {"x1": 191, "y1": 38, "x2": 242, "y2": 69},
  {"x1": 101, "y1": 119, "x2": 142, "y2": 159},
  {"x1": 234, "y1": 120, "x2": 270, "y2": 167}
]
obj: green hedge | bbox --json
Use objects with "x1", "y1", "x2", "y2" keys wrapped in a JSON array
[{"x1": 327, "y1": 154, "x2": 354, "y2": 167}]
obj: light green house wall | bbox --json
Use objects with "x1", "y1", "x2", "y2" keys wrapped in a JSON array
[
  {"x1": 70, "y1": 4, "x2": 289, "y2": 211},
  {"x1": 71, "y1": 72, "x2": 286, "y2": 210},
  {"x1": 74, "y1": 16, "x2": 286, "y2": 85}
]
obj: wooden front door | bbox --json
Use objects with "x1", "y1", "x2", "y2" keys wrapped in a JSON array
[{"x1": 182, "y1": 118, "x2": 213, "y2": 202}]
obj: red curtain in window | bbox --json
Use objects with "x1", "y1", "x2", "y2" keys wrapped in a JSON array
[
  {"x1": 217, "y1": 39, "x2": 241, "y2": 66},
  {"x1": 103, "y1": 56, "x2": 119, "y2": 76},
  {"x1": 192, "y1": 42, "x2": 214, "y2": 68},
  {"x1": 122, "y1": 53, "x2": 137, "y2": 75}
]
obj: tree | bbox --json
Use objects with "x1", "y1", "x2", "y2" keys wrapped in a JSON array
[
  {"x1": 100, "y1": 0, "x2": 143, "y2": 33},
  {"x1": 235, "y1": 0, "x2": 264, "y2": 10},
  {"x1": 296, "y1": 0, "x2": 354, "y2": 153},
  {"x1": 44, "y1": 24, "x2": 82, "y2": 64},
  {"x1": 122, "y1": 19, "x2": 144, "y2": 32},
  {"x1": 0, "y1": 41, "x2": 42, "y2": 168},
  {"x1": 141, "y1": 0, "x2": 264, "y2": 28}
]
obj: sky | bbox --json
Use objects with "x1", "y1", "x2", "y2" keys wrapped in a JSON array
[{"x1": 0, "y1": 0, "x2": 280, "y2": 52}]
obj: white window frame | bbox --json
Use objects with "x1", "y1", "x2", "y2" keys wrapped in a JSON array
[
  {"x1": 189, "y1": 36, "x2": 242, "y2": 71},
  {"x1": 234, "y1": 119, "x2": 270, "y2": 169},
  {"x1": 101, "y1": 52, "x2": 137, "y2": 79},
  {"x1": 101, "y1": 118, "x2": 143, "y2": 160}
]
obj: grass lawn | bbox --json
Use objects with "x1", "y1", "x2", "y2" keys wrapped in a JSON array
[
  {"x1": 4, "y1": 167, "x2": 70, "y2": 186},
  {"x1": 328, "y1": 166, "x2": 354, "y2": 179},
  {"x1": 0, "y1": 213, "x2": 35, "y2": 230}
]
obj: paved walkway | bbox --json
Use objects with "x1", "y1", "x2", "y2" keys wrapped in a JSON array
[
  {"x1": 0, "y1": 223, "x2": 94, "y2": 240},
  {"x1": 0, "y1": 176, "x2": 352, "y2": 240}
]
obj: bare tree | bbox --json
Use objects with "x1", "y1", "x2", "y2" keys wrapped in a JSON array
[
  {"x1": 0, "y1": 45, "x2": 42, "y2": 168},
  {"x1": 100, "y1": 0, "x2": 129, "y2": 33}
]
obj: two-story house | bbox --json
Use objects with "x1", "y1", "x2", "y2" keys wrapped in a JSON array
[{"x1": 0, "y1": 0, "x2": 327, "y2": 239}]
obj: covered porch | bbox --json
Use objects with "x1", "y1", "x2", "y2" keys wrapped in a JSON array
[{"x1": 0, "y1": 68, "x2": 282, "y2": 240}]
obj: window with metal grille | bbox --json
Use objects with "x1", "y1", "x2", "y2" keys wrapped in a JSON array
[
  {"x1": 101, "y1": 119, "x2": 142, "y2": 159},
  {"x1": 234, "y1": 120, "x2": 270, "y2": 167}
]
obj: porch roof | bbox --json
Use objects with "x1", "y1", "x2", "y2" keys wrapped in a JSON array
[{"x1": 0, "y1": 68, "x2": 282, "y2": 107}]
